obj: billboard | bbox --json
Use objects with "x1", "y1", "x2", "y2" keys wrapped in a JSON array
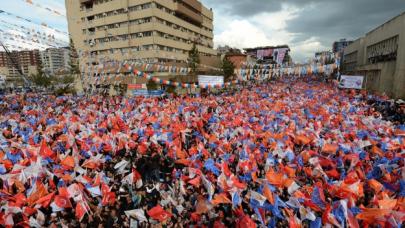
[
  {"x1": 339, "y1": 75, "x2": 364, "y2": 89},
  {"x1": 198, "y1": 75, "x2": 224, "y2": 87}
]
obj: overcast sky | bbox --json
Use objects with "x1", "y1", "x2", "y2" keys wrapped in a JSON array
[{"x1": 0, "y1": 0, "x2": 404, "y2": 62}]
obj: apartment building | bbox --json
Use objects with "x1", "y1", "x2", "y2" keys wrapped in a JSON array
[
  {"x1": 40, "y1": 47, "x2": 71, "y2": 75},
  {"x1": 343, "y1": 12, "x2": 405, "y2": 99},
  {"x1": 66, "y1": 0, "x2": 215, "y2": 69},
  {"x1": 0, "y1": 50, "x2": 41, "y2": 85}
]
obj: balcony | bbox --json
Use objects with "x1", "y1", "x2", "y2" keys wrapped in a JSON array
[
  {"x1": 80, "y1": 0, "x2": 94, "y2": 3},
  {"x1": 175, "y1": 3, "x2": 203, "y2": 26},
  {"x1": 183, "y1": 0, "x2": 202, "y2": 11}
]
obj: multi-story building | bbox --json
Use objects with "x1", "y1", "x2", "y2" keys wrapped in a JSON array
[
  {"x1": 333, "y1": 39, "x2": 353, "y2": 54},
  {"x1": 0, "y1": 50, "x2": 41, "y2": 86},
  {"x1": 40, "y1": 47, "x2": 71, "y2": 75},
  {"x1": 65, "y1": 0, "x2": 216, "y2": 74},
  {"x1": 342, "y1": 12, "x2": 405, "y2": 99},
  {"x1": 314, "y1": 51, "x2": 335, "y2": 64}
]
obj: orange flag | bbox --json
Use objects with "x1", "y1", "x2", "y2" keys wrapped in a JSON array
[
  {"x1": 322, "y1": 144, "x2": 338, "y2": 154},
  {"x1": 356, "y1": 208, "x2": 391, "y2": 223},
  {"x1": 211, "y1": 193, "x2": 232, "y2": 205},
  {"x1": 295, "y1": 135, "x2": 311, "y2": 145},
  {"x1": 61, "y1": 156, "x2": 75, "y2": 168},
  {"x1": 263, "y1": 184, "x2": 274, "y2": 204},
  {"x1": 368, "y1": 179, "x2": 383, "y2": 193},
  {"x1": 188, "y1": 176, "x2": 201, "y2": 187},
  {"x1": 266, "y1": 169, "x2": 284, "y2": 187},
  {"x1": 378, "y1": 199, "x2": 397, "y2": 210}
]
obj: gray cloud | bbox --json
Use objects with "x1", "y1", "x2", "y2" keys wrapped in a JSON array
[
  {"x1": 286, "y1": 0, "x2": 405, "y2": 45},
  {"x1": 200, "y1": 0, "x2": 404, "y2": 60}
]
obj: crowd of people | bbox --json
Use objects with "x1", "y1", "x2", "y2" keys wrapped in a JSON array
[{"x1": 0, "y1": 80, "x2": 404, "y2": 227}]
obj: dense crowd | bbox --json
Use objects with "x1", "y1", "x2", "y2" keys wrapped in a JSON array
[{"x1": 0, "y1": 80, "x2": 404, "y2": 228}]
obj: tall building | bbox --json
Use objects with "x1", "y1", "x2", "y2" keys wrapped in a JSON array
[
  {"x1": 40, "y1": 47, "x2": 71, "y2": 75},
  {"x1": 333, "y1": 39, "x2": 353, "y2": 54},
  {"x1": 0, "y1": 50, "x2": 41, "y2": 86},
  {"x1": 342, "y1": 12, "x2": 405, "y2": 99},
  {"x1": 65, "y1": 0, "x2": 215, "y2": 69}
]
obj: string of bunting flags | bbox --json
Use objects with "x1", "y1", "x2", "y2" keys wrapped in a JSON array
[
  {"x1": 0, "y1": 9, "x2": 69, "y2": 36},
  {"x1": 0, "y1": 19, "x2": 68, "y2": 45},
  {"x1": 80, "y1": 59, "x2": 339, "y2": 89},
  {"x1": 21, "y1": 0, "x2": 66, "y2": 17}
]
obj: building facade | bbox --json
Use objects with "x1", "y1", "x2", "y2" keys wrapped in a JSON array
[
  {"x1": 66, "y1": 0, "x2": 215, "y2": 68},
  {"x1": 342, "y1": 12, "x2": 405, "y2": 99},
  {"x1": 40, "y1": 47, "x2": 71, "y2": 75},
  {"x1": 0, "y1": 50, "x2": 41, "y2": 86},
  {"x1": 333, "y1": 39, "x2": 353, "y2": 54}
]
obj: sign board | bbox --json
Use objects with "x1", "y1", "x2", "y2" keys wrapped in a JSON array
[
  {"x1": 339, "y1": 75, "x2": 364, "y2": 89},
  {"x1": 133, "y1": 90, "x2": 164, "y2": 97},
  {"x1": 198, "y1": 75, "x2": 224, "y2": 87},
  {"x1": 128, "y1": 84, "x2": 146, "y2": 90}
]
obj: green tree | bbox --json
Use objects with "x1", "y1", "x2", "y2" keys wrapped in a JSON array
[
  {"x1": 188, "y1": 42, "x2": 200, "y2": 74},
  {"x1": 221, "y1": 57, "x2": 235, "y2": 81},
  {"x1": 146, "y1": 79, "x2": 159, "y2": 91},
  {"x1": 31, "y1": 73, "x2": 52, "y2": 88},
  {"x1": 68, "y1": 38, "x2": 80, "y2": 75}
]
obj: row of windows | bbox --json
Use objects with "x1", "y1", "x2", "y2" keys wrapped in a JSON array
[
  {"x1": 343, "y1": 51, "x2": 357, "y2": 64},
  {"x1": 82, "y1": 1, "x2": 213, "y2": 34},
  {"x1": 83, "y1": 17, "x2": 212, "y2": 49},
  {"x1": 84, "y1": 15, "x2": 211, "y2": 42},
  {"x1": 366, "y1": 35, "x2": 398, "y2": 62}
]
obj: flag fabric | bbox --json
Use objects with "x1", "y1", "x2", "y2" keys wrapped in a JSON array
[{"x1": 147, "y1": 205, "x2": 172, "y2": 222}]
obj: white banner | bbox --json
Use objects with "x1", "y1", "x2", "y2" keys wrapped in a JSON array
[
  {"x1": 198, "y1": 75, "x2": 224, "y2": 87},
  {"x1": 339, "y1": 75, "x2": 364, "y2": 89}
]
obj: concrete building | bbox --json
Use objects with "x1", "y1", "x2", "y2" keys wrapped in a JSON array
[
  {"x1": 40, "y1": 47, "x2": 71, "y2": 75},
  {"x1": 0, "y1": 50, "x2": 41, "y2": 86},
  {"x1": 65, "y1": 0, "x2": 215, "y2": 67},
  {"x1": 342, "y1": 12, "x2": 405, "y2": 99},
  {"x1": 333, "y1": 39, "x2": 353, "y2": 54}
]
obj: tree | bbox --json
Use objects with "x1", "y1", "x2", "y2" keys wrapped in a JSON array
[
  {"x1": 188, "y1": 42, "x2": 200, "y2": 74},
  {"x1": 221, "y1": 57, "x2": 235, "y2": 81},
  {"x1": 31, "y1": 59, "x2": 53, "y2": 88},
  {"x1": 146, "y1": 79, "x2": 159, "y2": 91},
  {"x1": 68, "y1": 38, "x2": 80, "y2": 75}
]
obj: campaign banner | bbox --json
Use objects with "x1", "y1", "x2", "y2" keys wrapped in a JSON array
[
  {"x1": 133, "y1": 90, "x2": 164, "y2": 97},
  {"x1": 198, "y1": 75, "x2": 224, "y2": 87},
  {"x1": 339, "y1": 75, "x2": 364, "y2": 89},
  {"x1": 128, "y1": 84, "x2": 146, "y2": 90}
]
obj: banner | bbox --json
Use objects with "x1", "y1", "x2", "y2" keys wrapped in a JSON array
[
  {"x1": 339, "y1": 75, "x2": 364, "y2": 89},
  {"x1": 127, "y1": 84, "x2": 146, "y2": 90},
  {"x1": 198, "y1": 76, "x2": 224, "y2": 87}
]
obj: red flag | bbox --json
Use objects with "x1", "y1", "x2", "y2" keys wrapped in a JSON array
[
  {"x1": 102, "y1": 192, "x2": 116, "y2": 206},
  {"x1": 147, "y1": 205, "x2": 172, "y2": 222},
  {"x1": 54, "y1": 195, "x2": 72, "y2": 208},
  {"x1": 39, "y1": 140, "x2": 54, "y2": 158},
  {"x1": 188, "y1": 176, "x2": 201, "y2": 187},
  {"x1": 75, "y1": 202, "x2": 88, "y2": 221},
  {"x1": 236, "y1": 215, "x2": 256, "y2": 228},
  {"x1": 35, "y1": 192, "x2": 55, "y2": 208}
]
